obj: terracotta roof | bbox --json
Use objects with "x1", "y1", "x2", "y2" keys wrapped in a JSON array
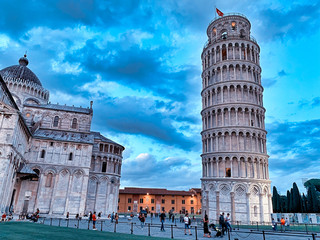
[{"x1": 119, "y1": 187, "x2": 198, "y2": 196}]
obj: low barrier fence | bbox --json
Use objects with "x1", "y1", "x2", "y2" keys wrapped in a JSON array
[{"x1": 38, "y1": 217, "x2": 320, "y2": 240}]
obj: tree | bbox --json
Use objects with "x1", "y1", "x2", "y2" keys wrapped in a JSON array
[
  {"x1": 287, "y1": 190, "x2": 291, "y2": 212},
  {"x1": 292, "y1": 183, "x2": 301, "y2": 212},
  {"x1": 302, "y1": 193, "x2": 307, "y2": 213},
  {"x1": 304, "y1": 179, "x2": 320, "y2": 192},
  {"x1": 272, "y1": 186, "x2": 281, "y2": 212}
]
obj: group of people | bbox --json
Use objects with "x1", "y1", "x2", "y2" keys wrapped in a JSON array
[
  {"x1": 203, "y1": 212, "x2": 232, "y2": 238},
  {"x1": 272, "y1": 217, "x2": 290, "y2": 232},
  {"x1": 1, "y1": 213, "x2": 13, "y2": 222}
]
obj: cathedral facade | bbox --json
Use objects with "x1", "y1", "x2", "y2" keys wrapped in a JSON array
[
  {"x1": 0, "y1": 55, "x2": 124, "y2": 216},
  {"x1": 200, "y1": 13, "x2": 272, "y2": 223}
]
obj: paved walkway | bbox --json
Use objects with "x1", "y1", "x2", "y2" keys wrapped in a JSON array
[{"x1": 38, "y1": 216, "x2": 316, "y2": 240}]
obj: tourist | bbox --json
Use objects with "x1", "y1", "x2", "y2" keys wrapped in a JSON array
[
  {"x1": 98, "y1": 212, "x2": 101, "y2": 219},
  {"x1": 150, "y1": 212, "x2": 153, "y2": 218},
  {"x1": 139, "y1": 213, "x2": 145, "y2": 228},
  {"x1": 88, "y1": 211, "x2": 92, "y2": 223},
  {"x1": 172, "y1": 214, "x2": 175, "y2": 223},
  {"x1": 75, "y1": 213, "x2": 79, "y2": 219},
  {"x1": 280, "y1": 217, "x2": 285, "y2": 232},
  {"x1": 160, "y1": 210, "x2": 166, "y2": 231},
  {"x1": 285, "y1": 217, "x2": 290, "y2": 231},
  {"x1": 203, "y1": 214, "x2": 211, "y2": 238},
  {"x1": 92, "y1": 212, "x2": 97, "y2": 230},
  {"x1": 225, "y1": 213, "x2": 232, "y2": 232},
  {"x1": 1, "y1": 213, "x2": 6, "y2": 221},
  {"x1": 111, "y1": 212, "x2": 114, "y2": 223},
  {"x1": 219, "y1": 212, "x2": 226, "y2": 235},
  {"x1": 115, "y1": 213, "x2": 119, "y2": 224},
  {"x1": 66, "y1": 212, "x2": 69, "y2": 220},
  {"x1": 272, "y1": 218, "x2": 277, "y2": 231},
  {"x1": 184, "y1": 213, "x2": 192, "y2": 235}
]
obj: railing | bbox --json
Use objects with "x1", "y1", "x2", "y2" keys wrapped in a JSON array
[
  {"x1": 203, "y1": 34, "x2": 258, "y2": 50},
  {"x1": 208, "y1": 13, "x2": 248, "y2": 26},
  {"x1": 32, "y1": 217, "x2": 320, "y2": 240}
]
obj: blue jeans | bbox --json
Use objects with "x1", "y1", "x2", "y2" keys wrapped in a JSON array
[{"x1": 161, "y1": 220, "x2": 165, "y2": 231}]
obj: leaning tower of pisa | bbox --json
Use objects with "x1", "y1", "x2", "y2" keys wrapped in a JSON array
[{"x1": 200, "y1": 13, "x2": 272, "y2": 224}]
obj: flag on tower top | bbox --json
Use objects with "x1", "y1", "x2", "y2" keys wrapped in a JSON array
[{"x1": 216, "y1": 8, "x2": 224, "y2": 17}]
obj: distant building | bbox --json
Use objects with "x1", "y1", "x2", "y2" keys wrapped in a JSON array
[
  {"x1": 0, "y1": 55, "x2": 124, "y2": 216},
  {"x1": 118, "y1": 187, "x2": 201, "y2": 214}
]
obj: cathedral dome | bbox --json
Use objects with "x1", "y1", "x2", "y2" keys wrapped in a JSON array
[{"x1": 0, "y1": 55, "x2": 42, "y2": 87}]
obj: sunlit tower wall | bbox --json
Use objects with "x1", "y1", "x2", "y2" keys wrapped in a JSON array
[{"x1": 200, "y1": 13, "x2": 272, "y2": 224}]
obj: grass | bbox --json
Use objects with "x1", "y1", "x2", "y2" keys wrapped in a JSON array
[{"x1": 0, "y1": 222, "x2": 170, "y2": 240}]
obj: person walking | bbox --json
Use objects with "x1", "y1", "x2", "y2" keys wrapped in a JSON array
[
  {"x1": 160, "y1": 210, "x2": 166, "y2": 231},
  {"x1": 225, "y1": 213, "x2": 232, "y2": 232},
  {"x1": 92, "y1": 212, "x2": 97, "y2": 230},
  {"x1": 184, "y1": 213, "x2": 192, "y2": 235},
  {"x1": 203, "y1": 214, "x2": 211, "y2": 238}
]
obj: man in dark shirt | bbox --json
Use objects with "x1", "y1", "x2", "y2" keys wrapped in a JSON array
[{"x1": 160, "y1": 210, "x2": 166, "y2": 231}]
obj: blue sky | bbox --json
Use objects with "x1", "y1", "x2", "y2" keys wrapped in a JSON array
[{"x1": 0, "y1": 0, "x2": 319, "y2": 194}]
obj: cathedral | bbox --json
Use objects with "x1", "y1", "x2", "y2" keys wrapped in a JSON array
[{"x1": 0, "y1": 55, "x2": 124, "y2": 216}]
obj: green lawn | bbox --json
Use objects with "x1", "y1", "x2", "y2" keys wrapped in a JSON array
[{"x1": 0, "y1": 222, "x2": 170, "y2": 240}]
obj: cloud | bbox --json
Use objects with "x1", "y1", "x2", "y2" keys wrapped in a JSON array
[
  {"x1": 256, "y1": 2, "x2": 320, "y2": 41},
  {"x1": 267, "y1": 119, "x2": 320, "y2": 193},
  {"x1": 121, "y1": 153, "x2": 201, "y2": 189},
  {"x1": 91, "y1": 95, "x2": 200, "y2": 151},
  {"x1": 262, "y1": 69, "x2": 288, "y2": 87},
  {"x1": 298, "y1": 97, "x2": 320, "y2": 108}
]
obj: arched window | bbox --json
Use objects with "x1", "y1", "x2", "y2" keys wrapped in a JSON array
[
  {"x1": 69, "y1": 152, "x2": 73, "y2": 161},
  {"x1": 40, "y1": 150, "x2": 46, "y2": 158},
  {"x1": 33, "y1": 169, "x2": 40, "y2": 176},
  {"x1": 53, "y1": 116, "x2": 59, "y2": 127},
  {"x1": 71, "y1": 118, "x2": 77, "y2": 129},
  {"x1": 45, "y1": 173, "x2": 53, "y2": 187}
]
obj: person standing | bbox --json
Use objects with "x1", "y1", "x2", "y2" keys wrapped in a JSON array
[
  {"x1": 184, "y1": 213, "x2": 192, "y2": 235},
  {"x1": 219, "y1": 212, "x2": 226, "y2": 235},
  {"x1": 92, "y1": 212, "x2": 97, "y2": 230},
  {"x1": 111, "y1": 212, "x2": 114, "y2": 223},
  {"x1": 280, "y1": 217, "x2": 285, "y2": 232},
  {"x1": 88, "y1": 211, "x2": 92, "y2": 223},
  {"x1": 115, "y1": 213, "x2": 119, "y2": 224},
  {"x1": 225, "y1": 213, "x2": 232, "y2": 232},
  {"x1": 285, "y1": 217, "x2": 290, "y2": 231},
  {"x1": 160, "y1": 210, "x2": 166, "y2": 231},
  {"x1": 203, "y1": 214, "x2": 211, "y2": 237},
  {"x1": 272, "y1": 218, "x2": 277, "y2": 231}
]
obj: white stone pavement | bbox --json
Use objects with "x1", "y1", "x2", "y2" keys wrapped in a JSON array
[{"x1": 19, "y1": 216, "x2": 317, "y2": 240}]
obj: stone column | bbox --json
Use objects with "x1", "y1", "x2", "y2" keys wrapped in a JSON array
[
  {"x1": 49, "y1": 173, "x2": 60, "y2": 214},
  {"x1": 246, "y1": 193, "x2": 251, "y2": 224},
  {"x1": 259, "y1": 193, "x2": 264, "y2": 223},
  {"x1": 230, "y1": 192, "x2": 235, "y2": 222},
  {"x1": 216, "y1": 191, "x2": 220, "y2": 220}
]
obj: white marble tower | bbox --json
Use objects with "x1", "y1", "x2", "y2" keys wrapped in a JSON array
[{"x1": 200, "y1": 13, "x2": 272, "y2": 224}]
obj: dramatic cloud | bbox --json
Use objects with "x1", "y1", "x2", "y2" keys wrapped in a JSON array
[
  {"x1": 267, "y1": 119, "x2": 320, "y2": 192},
  {"x1": 0, "y1": 0, "x2": 319, "y2": 190}
]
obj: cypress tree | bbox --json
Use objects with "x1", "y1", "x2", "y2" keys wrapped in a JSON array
[
  {"x1": 311, "y1": 185, "x2": 319, "y2": 212},
  {"x1": 292, "y1": 182, "x2": 301, "y2": 212},
  {"x1": 272, "y1": 186, "x2": 280, "y2": 212},
  {"x1": 287, "y1": 190, "x2": 291, "y2": 212},
  {"x1": 302, "y1": 193, "x2": 307, "y2": 213},
  {"x1": 307, "y1": 187, "x2": 313, "y2": 212}
]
